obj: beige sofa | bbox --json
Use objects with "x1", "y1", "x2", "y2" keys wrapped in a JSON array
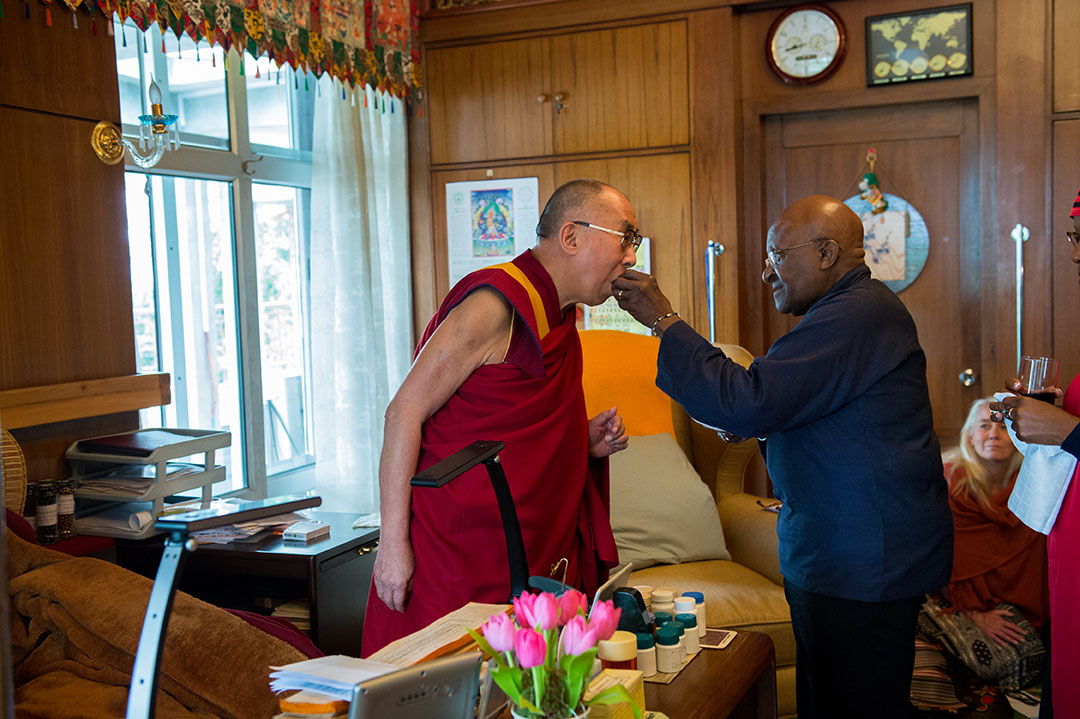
[{"x1": 581, "y1": 332, "x2": 795, "y2": 719}]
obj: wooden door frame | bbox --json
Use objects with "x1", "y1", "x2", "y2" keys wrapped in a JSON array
[{"x1": 739, "y1": 78, "x2": 999, "y2": 381}]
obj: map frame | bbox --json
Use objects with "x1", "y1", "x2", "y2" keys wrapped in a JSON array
[{"x1": 864, "y1": 3, "x2": 973, "y2": 87}]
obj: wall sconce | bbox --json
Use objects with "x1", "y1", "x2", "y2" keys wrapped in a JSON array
[{"x1": 91, "y1": 79, "x2": 180, "y2": 169}]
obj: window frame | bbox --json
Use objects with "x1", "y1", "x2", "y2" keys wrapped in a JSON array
[{"x1": 120, "y1": 28, "x2": 315, "y2": 499}]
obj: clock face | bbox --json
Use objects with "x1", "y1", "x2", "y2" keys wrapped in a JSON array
[{"x1": 767, "y1": 5, "x2": 846, "y2": 85}]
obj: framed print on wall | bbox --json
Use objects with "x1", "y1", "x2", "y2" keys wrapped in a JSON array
[{"x1": 866, "y1": 4, "x2": 972, "y2": 87}]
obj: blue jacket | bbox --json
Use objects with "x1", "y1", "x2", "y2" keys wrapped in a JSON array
[{"x1": 657, "y1": 265, "x2": 953, "y2": 601}]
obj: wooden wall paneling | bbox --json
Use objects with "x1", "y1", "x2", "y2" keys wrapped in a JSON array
[
  {"x1": 1053, "y1": 0, "x2": 1080, "y2": 113},
  {"x1": 553, "y1": 154, "x2": 694, "y2": 328},
  {"x1": 428, "y1": 164, "x2": 557, "y2": 306},
  {"x1": 1051, "y1": 119, "x2": 1080, "y2": 389},
  {"x1": 426, "y1": 37, "x2": 553, "y2": 165},
  {"x1": 549, "y1": 21, "x2": 690, "y2": 155},
  {"x1": 0, "y1": 107, "x2": 135, "y2": 389},
  {"x1": 737, "y1": 0, "x2": 996, "y2": 102},
  {"x1": 0, "y1": 0, "x2": 120, "y2": 121},
  {"x1": 996, "y1": 0, "x2": 1051, "y2": 386},
  {"x1": 408, "y1": 92, "x2": 438, "y2": 340},
  {"x1": 420, "y1": 0, "x2": 724, "y2": 43},
  {"x1": 688, "y1": 7, "x2": 739, "y2": 344}
]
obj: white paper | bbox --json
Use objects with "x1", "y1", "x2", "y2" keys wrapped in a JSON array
[
  {"x1": 446, "y1": 178, "x2": 540, "y2": 287},
  {"x1": 861, "y1": 210, "x2": 907, "y2": 282},
  {"x1": 994, "y1": 392, "x2": 1077, "y2": 534},
  {"x1": 269, "y1": 654, "x2": 401, "y2": 700},
  {"x1": 367, "y1": 602, "x2": 510, "y2": 666},
  {"x1": 582, "y1": 237, "x2": 652, "y2": 335}
]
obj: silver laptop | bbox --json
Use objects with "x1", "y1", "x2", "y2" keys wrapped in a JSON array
[
  {"x1": 589, "y1": 562, "x2": 633, "y2": 618},
  {"x1": 348, "y1": 652, "x2": 482, "y2": 719}
]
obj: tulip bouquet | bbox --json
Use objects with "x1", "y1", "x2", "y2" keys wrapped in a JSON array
[{"x1": 467, "y1": 590, "x2": 641, "y2": 719}]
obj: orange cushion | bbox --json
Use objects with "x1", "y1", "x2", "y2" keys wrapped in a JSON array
[{"x1": 579, "y1": 330, "x2": 674, "y2": 437}]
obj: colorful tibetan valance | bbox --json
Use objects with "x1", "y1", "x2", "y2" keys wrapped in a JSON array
[{"x1": 31, "y1": 0, "x2": 420, "y2": 102}]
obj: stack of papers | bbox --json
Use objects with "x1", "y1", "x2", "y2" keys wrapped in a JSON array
[
  {"x1": 74, "y1": 503, "x2": 156, "y2": 535},
  {"x1": 269, "y1": 655, "x2": 400, "y2": 701},
  {"x1": 368, "y1": 602, "x2": 510, "y2": 666},
  {"x1": 189, "y1": 511, "x2": 306, "y2": 544},
  {"x1": 76, "y1": 462, "x2": 203, "y2": 497}
]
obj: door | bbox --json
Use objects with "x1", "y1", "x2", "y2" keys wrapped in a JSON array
[{"x1": 760, "y1": 100, "x2": 981, "y2": 445}]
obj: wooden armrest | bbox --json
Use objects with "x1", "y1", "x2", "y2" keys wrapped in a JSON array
[{"x1": 716, "y1": 492, "x2": 782, "y2": 586}]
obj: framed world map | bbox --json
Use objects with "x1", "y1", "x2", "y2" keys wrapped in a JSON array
[
  {"x1": 866, "y1": 4, "x2": 972, "y2": 86},
  {"x1": 843, "y1": 193, "x2": 930, "y2": 294}
]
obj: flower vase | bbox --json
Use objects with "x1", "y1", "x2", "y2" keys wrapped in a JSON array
[{"x1": 510, "y1": 706, "x2": 591, "y2": 719}]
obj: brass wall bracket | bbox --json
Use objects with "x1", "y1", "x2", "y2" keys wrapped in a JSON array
[{"x1": 91, "y1": 121, "x2": 125, "y2": 166}]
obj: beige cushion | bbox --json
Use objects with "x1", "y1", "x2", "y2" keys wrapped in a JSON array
[
  {"x1": 609, "y1": 433, "x2": 730, "y2": 569},
  {"x1": 629, "y1": 560, "x2": 795, "y2": 668}
]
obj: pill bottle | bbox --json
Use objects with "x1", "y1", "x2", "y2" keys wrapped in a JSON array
[
  {"x1": 655, "y1": 626, "x2": 682, "y2": 673},
  {"x1": 662, "y1": 620, "x2": 687, "y2": 664},
  {"x1": 635, "y1": 633, "x2": 657, "y2": 677},
  {"x1": 633, "y1": 585, "x2": 654, "y2": 610},
  {"x1": 598, "y1": 630, "x2": 638, "y2": 671},
  {"x1": 650, "y1": 587, "x2": 676, "y2": 615},
  {"x1": 652, "y1": 611, "x2": 673, "y2": 631},
  {"x1": 676, "y1": 612, "x2": 700, "y2": 654},
  {"x1": 682, "y1": 591, "x2": 706, "y2": 630}
]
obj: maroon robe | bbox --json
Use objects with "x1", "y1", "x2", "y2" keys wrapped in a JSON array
[{"x1": 361, "y1": 250, "x2": 618, "y2": 656}]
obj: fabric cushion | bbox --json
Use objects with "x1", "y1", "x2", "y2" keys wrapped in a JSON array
[
  {"x1": 580, "y1": 330, "x2": 674, "y2": 437},
  {"x1": 609, "y1": 432, "x2": 730, "y2": 569}
]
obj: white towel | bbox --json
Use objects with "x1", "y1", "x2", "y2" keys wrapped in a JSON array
[{"x1": 994, "y1": 392, "x2": 1077, "y2": 534}]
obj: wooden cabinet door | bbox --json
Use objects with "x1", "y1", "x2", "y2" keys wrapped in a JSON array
[
  {"x1": 550, "y1": 22, "x2": 690, "y2": 155},
  {"x1": 758, "y1": 100, "x2": 982, "y2": 446},
  {"x1": 426, "y1": 38, "x2": 553, "y2": 165},
  {"x1": 1052, "y1": 119, "x2": 1080, "y2": 389},
  {"x1": 554, "y1": 153, "x2": 695, "y2": 324}
]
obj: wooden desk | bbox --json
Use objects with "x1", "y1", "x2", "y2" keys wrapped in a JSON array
[
  {"x1": 645, "y1": 631, "x2": 777, "y2": 719},
  {"x1": 117, "y1": 511, "x2": 379, "y2": 657}
]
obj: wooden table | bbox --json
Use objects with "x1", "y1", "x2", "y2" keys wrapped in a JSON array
[
  {"x1": 645, "y1": 631, "x2": 777, "y2": 719},
  {"x1": 117, "y1": 511, "x2": 379, "y2": 657}
]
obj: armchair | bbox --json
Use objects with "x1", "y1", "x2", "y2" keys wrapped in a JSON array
[{"x1": 580, "y1": 330, "x2": 795, "y2": 719}]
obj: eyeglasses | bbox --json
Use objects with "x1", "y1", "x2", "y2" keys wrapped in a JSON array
[
  {"x1": 1067, "y1": 231, "x2": 1079, "y2": 248},
  {"x1": 764, "y1": 238, "x2": 830, "y2": 268},
  {"x1": 571, "y1": 221, "x2": 643, "y2": 251}
]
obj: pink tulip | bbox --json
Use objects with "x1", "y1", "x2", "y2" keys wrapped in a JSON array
[
  {"x1": 588, "y1": 600, "x2": 621, "y2": 641},
  {"x1": 513, "y1": 592, "x2": 538, "y2": 630},
  {"x1": 514, "y1": 627, "x2": 547, "y2": 668},
  {"x1": 560, "y1": 615, "x2": 598, "y2": 656},
  {"x1": 530, "y1": 592, "x2": 560, "y2": 630},
  {"x1": 482, "y1": 613, "x2": 516, "y2": 653},
  {"x1": 557, "y1": 590, "x2": 588, "y2": 625}
]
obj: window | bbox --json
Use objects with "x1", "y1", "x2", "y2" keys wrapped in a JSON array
[{"x1": 117, "y1": 20, "x2": 317, "y2": 496}]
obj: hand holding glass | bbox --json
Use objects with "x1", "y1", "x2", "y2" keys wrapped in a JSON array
[{"x1": 1018, "y1": 356, "x2": 1060, "y2": 403}]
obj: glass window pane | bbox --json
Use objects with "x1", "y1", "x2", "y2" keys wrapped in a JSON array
[
  {"x1": 113, "y1": 19, "x2": 229, "y2": 149},
  {"x1": 253, "y1": 184, "x2": 314, "y2": 475},
  {"x1": 245, "y1": 55, "x2": 316, "y2": 153},
  {"x1": 124, "y1": 173, "x2": 165, "y2": 429},
  {"x1": 126, "y1": 174, "x2": 245, "y2": 492}
]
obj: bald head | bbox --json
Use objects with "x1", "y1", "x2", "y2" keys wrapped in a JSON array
[
  {"x1": 775, "y1": 195, "x2": 865, "y2": 257},
  {"x1": 536, "y1": 179, "x2": 618, "y2": 240}
]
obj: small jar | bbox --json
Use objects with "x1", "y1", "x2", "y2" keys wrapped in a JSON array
[
  {"x1": 636, "y1": 632, "x2": 657, "y2": 677},
  {"x1": 598, "y1": 630, "x2": 638, "y2": 671},
  {"x1": 655, "y1": 626, "x2": 682, "y2": 673},
  {"x1": 56, "y1": 478, "x2": 75, "y2": 540},
  {"x1": 652, "y1": 611, "x2": 673, "y2": 630},
  {"x1": 674, "y1": 596, "x2": 696, "y2": 617},
  {"x1": 35, "y1": 480, "x2": 59, "y2": 545},
  {"x1": 662, "y1": 620, "x2": 687, "y2": 664},
  {"x1": 676, "y1": 612, "x2": 700, "y2": 654},
  {"x1": 23, "y1": 482, "x2": 38, "y2": 531},
  {"x1": 682, "y1": 591, "x2": 706, "y2": 630},
  {"x1": 633, "y1": 585, "x2": 654, "y2": 610}
]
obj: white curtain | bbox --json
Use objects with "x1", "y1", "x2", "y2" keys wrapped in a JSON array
[{"x1": 309, "y1": 79, "x2": 413, "y2": 514}]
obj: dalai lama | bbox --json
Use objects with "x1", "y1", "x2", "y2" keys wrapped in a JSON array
[{"x1": 361, "y1": 179, "x2": 640, "y2": 655}]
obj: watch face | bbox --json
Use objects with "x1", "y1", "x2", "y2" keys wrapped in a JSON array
[{"x1": 768, "y1": 6, "x2": 845, "y2": 83}]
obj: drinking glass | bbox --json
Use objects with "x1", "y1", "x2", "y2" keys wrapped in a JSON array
[{"x1": 1018, "y1": 356, "x2": 1060, "y2": 403}]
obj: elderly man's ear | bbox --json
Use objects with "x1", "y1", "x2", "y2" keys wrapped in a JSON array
[
  {"x1": 559, "y1": 222, "x2": 581, "y2": 256},
  {"x1": 818, "y1": 239, "x2": 841, "y2": 269}
]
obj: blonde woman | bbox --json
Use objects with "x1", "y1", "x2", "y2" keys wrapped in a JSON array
[{"x1": 918, "y1": 397, "x2": 1049, "y2": 693}]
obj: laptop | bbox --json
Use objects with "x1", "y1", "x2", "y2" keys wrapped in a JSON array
[
  {"x1": 588, "y1": 561, "x2": 633, "y2": 618},
  {"x1": 348, "y1": 652, "x2": 482, "y2": 719}
]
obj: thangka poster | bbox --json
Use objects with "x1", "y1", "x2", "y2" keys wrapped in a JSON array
[
  {"x1": 446, "y1": 178, "x2": 540, "y2": 286},
  {"x1": 582, "y1": 237, "x2": 651, "y2": 335}
]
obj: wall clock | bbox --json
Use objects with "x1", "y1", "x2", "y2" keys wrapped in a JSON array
[{"x1": 766, "y1": 4, "x2": 846, "y2": 85}]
